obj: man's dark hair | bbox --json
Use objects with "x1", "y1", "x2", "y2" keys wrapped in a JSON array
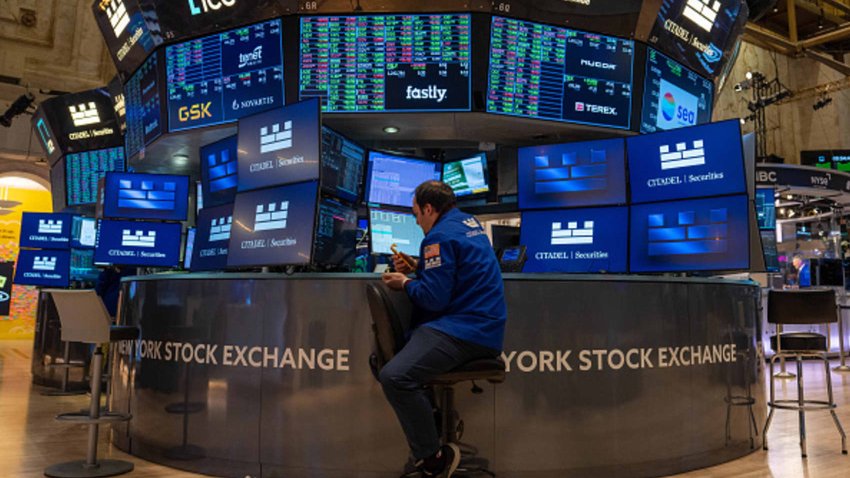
[{"x1": 414, "y1": 181, "x2": 456, "y2": 214}]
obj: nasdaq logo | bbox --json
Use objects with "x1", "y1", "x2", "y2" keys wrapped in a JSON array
[
  {"x1": 551, "y1": 221, "x2": 594, "y2": 246},
  {"x1": 533, "y1": 149, "x2": 608, "y2": 194},
  {"x1": 260, "y1": 121, "x2": 292, "y2": 154},
  {"x1": 659, "y1": 140, "x2": 706, "y2": 170},
  {"x1": 683, "y1": 0, "x2": 720, "y2": 33},
  {"x1": 38, "y1": 219, "x2": 63, "y2": 235},
  {"x1": 209, "y1": 216, "x2": 233, "y2": 242},
  {"x1": 575, "y1": 102, "x2": 617, "y2": 116},
  {"x1": 254, "y1": 202, "x2": 289, "y2": 232},
  {"x1": 118, "y1": 179, "x2": 177, "y2": 211},
  {"x1": 69, "y1": 102, "x2": 101, "y2": 127},
  {"x1": 178, "y1": 102, "x2": 212, "y2": 122},
  {"x1": 122, "y1": 229, "x2": 157, "y2": 248},
  {"x1": 188, "y1": 0, "x2": 236, "y2": 15},
  {"x1": 238, "y1": 46, "x2": 263, "y2": 69},
  {"x1": 101, "y1": 0, "x2": 130, "y2": 38},
  {"x1": 648, "y1": 208, "x2": 728, "y2": 256},
  {"x1": 580, "y1": 59, "x2": 617, "y2": 71},
  {"x1": 206, "y1": 149, "x2": 237, "y2": 193},
  {"x1": 33, "y1": 256, "x2": 57, "y2": 272}
]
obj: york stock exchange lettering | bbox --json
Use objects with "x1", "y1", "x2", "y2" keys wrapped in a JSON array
[{"x1": 406, "y1": 85, "x2": 447, "y2": 103}]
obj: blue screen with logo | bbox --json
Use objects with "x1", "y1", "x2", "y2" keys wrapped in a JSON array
[
  {"x1": 488, "y1": 16, "x2": 635, "y2": 130},
  {"x1": 756, "y1": 188, "x2": 776, "y2": 230},
  {"x1": 19, "y1": 213, "x2": 72, "y2": 250},
  {"x1": 14, "y1": 249, "x2": 70, "y2": 287},
  {"x1": 630, "y1": 194, "x2": 750, "y2": 272},
  {"x1": 201, "y1": 135, "x2": 238, "y2": 208},
  {"x1": 103, "y1": 172, "x2": 190, "y2": 221},
  {"x1": 191, "y1": 203, "x2": 233, "y2": 272},
  {"x1": 520, "y1": 207, "x2": 628, "y2": 273},
  {"x1": 166, "y1": 19, "x2": 284, "y2": 132},
  {"x1": 365, "y1": 152, "x2": 442, "y2": 208},
  {"x1": 628, "y1": 120, "x2": 746, "y2": 203},
  {"x1": 227, "y1": 181, "x2": 318, "y2": 267},
  {"x1": 518, "y1": 138, "x2": 627, "y2": 209},
  {"x1": 237, "y1": 99, "x2": 321, "y2": 192},
  {"x1": 300, "y1": 14, "x2": 471, "y2": 113},
  {"x1": 369, "y1": 208, "x2": 425, "y2": 257},
  {"x1": 94, "y1": 220, "x2": 182, "y2": 267},
  {"x1": 640, "y1": 48, "x2": 714, "y2": 134}
]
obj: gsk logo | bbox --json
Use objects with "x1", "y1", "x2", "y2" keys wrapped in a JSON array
[
  {"x1": 188, "y1": 0, "x2": 235, "y2": 16},
  {"x1": 179, "y1": 102, "x2": 212, "y2": 122}
]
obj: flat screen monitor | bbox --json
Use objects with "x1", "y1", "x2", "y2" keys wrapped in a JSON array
[
  {"x1": 227, "y1": 181, "x2": 319, "y2": 267},
  {"x1": 365, "y1": 152, "x2": 442, "y2": 208},
  {"x1": 314, "y1": 198, "x2": 359, "y2": 268},
  {"x1": 166, "y1": 18, "x2": 284, "y2": 132},
  {"x1": 183, "y1": 228, "x2": 196, "y2": 270},
  {"x1": 629, "y1": 194, "x2": 750, "y2": 273},
  {"x1": 91, "y1": 0, "x2": 159, "y2": 79},
  {"x1": 813, "y1": 259, "x2": 844, "y2": 287},
  {"x1": 369, "y1": 208, "x2": 425, "y2": 258},
  {"x1": 19, "y1": 213, "x2": 72, "y2": 250},
  {"x1": 299, "y1": 14, "x2": 472, "y2": 113},
  {"x1": 443, "y1": 154, "x2": 489, "y2": 198},
  {"x1": 65, "y1": 147, "x2": 126, "y2": 207},
  {"x1": 518, "y1": 138, "x2": 627, "y2": 209},
  {"x1": 628, "y1": 120, "x2": 746, "y2": 204},
  {"x1": 14, "y1": 249, "x2": 70, "y2": 287},
  {"x1": 200, "y1": 135, "x2": 238, "y2": 208},
  {"x1": 321, "y1": 126, "x2": 367, "y2": 203},
  {"x1": 237, "y1": 99, "x2": 321, "y2": 192},
  {"x1": 124, "y1": 53, "x2": 162, "y2": 158},
  {"x1": 71, "y1": 216, "x2": 97, "y2": 249},
  {"x1": 102, "y1": 172, "x2": 190, "y2": 221},
  {"x1": 35, "y1": 88, "x2": 123, "y2": 156},
  {"x1": 70, "y1": 249, "x2": 99, "y2": 282},
  {"x1": 140, "y1": 0, "x2": 281, "y2": 41},
  {"x1": 759, "y1": 229, "x2": 780, "y2": 273},
  {"x1": 520, "y1": 207, "x2": 629, "y2": 273},
  {"x1": 94, "y1": 220, "x2": 182, "y2": 267},
  {"x1": 756, "y1": 188, "x2": 776, "y2": 230},
  {"x1": 640, "y1": 47, "x2": 714, "y2": 134},
  {"x1": 488, "y1": 16, "x2": 635, "y2": 130},
  {"x1": 191, "y1": 203, "x2": 234, "y2": 272}
]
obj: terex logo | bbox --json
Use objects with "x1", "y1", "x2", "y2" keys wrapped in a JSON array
[
  {"x1": 580, "y1": 59, "x2": 617, "y2": 71},
  {"x1": 188, "y1": 0, "x2": 236, "y2": 16},
  {"x1": 238, "y1": 46, "x2": 263, "y2": 69},
  {"x1": 575, "y1": 102, "x2": 617, "y2": 116},
  {"x1": 406, "y1": 86, "x2": 447, "y2": 103},
  {"x1": 179, "y1": 102, "x2": 212, "y2": 122}
]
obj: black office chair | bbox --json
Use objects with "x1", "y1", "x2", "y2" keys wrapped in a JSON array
[
  {"x1": 763, "y1": 288, "x2": 847, "y2": 457},
  {"x1": 366, "y1": 283, "x2": 505, "y2": 477}
]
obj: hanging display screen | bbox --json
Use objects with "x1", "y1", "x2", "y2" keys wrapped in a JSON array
[
  {"x1": 66, "y1": 147, "x2": 126, "y2": 207},
  {"x1": 640, "y1": 47, "x2": 714, "y2": 134},
  {"x1": 125, "y1": 53, "x2": 163, "y2": 158}
]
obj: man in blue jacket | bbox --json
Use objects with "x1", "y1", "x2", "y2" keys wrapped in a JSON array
[{"x1": 381, "y1": 181, "x2": 506, "y2": 478}]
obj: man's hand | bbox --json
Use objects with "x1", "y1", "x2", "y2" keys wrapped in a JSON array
[
  {"x1": 392, "y1": 252, "x2": 418, "y2": 274},
  {"x1": 382, "y1": 272, "x2": 410, "y2": 291}
]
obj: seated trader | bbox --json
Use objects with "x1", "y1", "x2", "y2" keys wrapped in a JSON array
[
  {"x1": 381, "y1": 181, "x2": 507, "y2": 477},
  {"x1": 792, "y1": 255, "x2": 811, "y2": 288}
]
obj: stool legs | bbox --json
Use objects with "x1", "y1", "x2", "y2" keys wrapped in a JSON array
[
  {"x1": 797, "y1": 357, "x2": 807, "y2": 457},
  {"x1": 763, "y1": 355, "x2": 777, "y2": 451},
  {"x1": 824, "y1": 354, "x2": 848, "y2": 454}
]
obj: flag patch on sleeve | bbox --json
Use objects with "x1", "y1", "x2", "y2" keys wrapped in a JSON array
[{"x1": 424, "y1": 244, "x2": 440, "y2": 259}]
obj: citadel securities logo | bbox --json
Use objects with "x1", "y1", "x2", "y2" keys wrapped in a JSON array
[
  {"x1": 659, "y1": 140, "x2": 706, "y2": 170},
  {"x1": 254, "y1": 202, "x2": 289, "y2": 232},
  {"x1": 179, "y1": 102, "x2": 212, "y2": 122},
  {"x1": 406, "y1": 86, "x2": 447, "y2": 103},
  {"x1": 209, "y1": 216, "x2": 233, "y2": 242},
  {"x1": 575, "y1": 102, "x2": 617, "y2": 116},
  {"x1": 683, "y1": 0, "x2": 721, "y2": 33},
  {"x1": 238, "y1": 46, "x2": 263, "y2": 69},
  {"x1": 580, "y1": 59, "x2": 617, "y2": 71},
  {"x1": 100, "y1": 0, "x2": 130, "y2": 38},
  {"x1": 38, "y1": 219, "x2": 63, "y2": 235},
  {"x1": 33, "y1": 256, "x2": 57, "y2": 272},
  {"x1": 260, "y1": 121, "x2": 293, "y2": 154},
  {"x1": 188, "y1": 0, "x2": 236, "y2": 16},
  {"x1": 69, "y1": 103, "x2": 101, "y2": 127},
  {"x1": 550, "y1": 221, "x2": 594, "y2": 246},
  {"x1": 121, "y1": 229, "x2": 157, "y2": 248}
]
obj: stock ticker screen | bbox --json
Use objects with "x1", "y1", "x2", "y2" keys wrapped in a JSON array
[
  {"x1": 65, "y1": 147, "x2": 126, "y2": 207},
  {"x1": 125, "y1": 53, "x2": 162, "y2": 158},
  {"x1": 488, "y1": 16, "x2": 634, "y2": 130},
  {"x1": 299, "y1": 14, "x2": 472, "y2": 112},
  {"x1": 314, "y1": 198, "x2": 358, "y2": 268},
  {"x1": 166, "y1": 19, "x2": 284, "y2": 132},
  {"x1": 640, "y1": 48, "x2": 714, "y2": 134},
  {"x1": 321, "y1": 126, "x2": 366, "y2": 203}
]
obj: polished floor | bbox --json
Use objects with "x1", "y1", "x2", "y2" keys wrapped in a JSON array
[{"x1": 1, "y1": 340, "x2": 849, "y2": 478}]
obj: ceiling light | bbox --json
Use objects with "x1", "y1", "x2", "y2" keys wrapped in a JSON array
[{"x1": 383, "y1": 126, "x2": 399, "y2": 134}]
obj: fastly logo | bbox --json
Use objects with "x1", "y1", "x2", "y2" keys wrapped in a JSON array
[
  {"x1": 683, "y1": 0, "x2": 720, "y2": 33},
  {"x1": 33, "y1": 256, "x2": 57, "y2": 272},
  {"x1": 551, "y1": 221, "x2": 594, "y2": 246},
  {"x1": 38, "y1": 220, "x2": 63, "y2": 235},
  {"x1": 102, "y1": 0, "x2": 130, "y2": 38},
  {"x1": 238, "y1": 46, "x2": 263, "y2": 69},
  {"x1": 260, "y1": 121, "x2": 292, "y2": 154},
  {"x1": 69, "y1": 102, "x2": 101, "y2": 127},
  {"x1": 179, "y1": 102, "x2": 212, "y2": 122},
  {"x1": 659, "y1": 140, "x2": 706, "y2": 170},
  {"x1": 188, "y1": 0, "x2": 236, "y2": 15},
  {"x1": 122, "y1": 230, "x2": 157, "y2": 248},
  {"x1": 209, "y1": 216, "x2": 232, "y2": 242},
  {"x1": 580, "y1": 59, "x2": 616, "y2": 70},
  {"x1": 406, "y1": 86, "x2": 447, "y2": 103},
  {"x1": 254, "y1": 202, "x2": 289, "y2": 232}
]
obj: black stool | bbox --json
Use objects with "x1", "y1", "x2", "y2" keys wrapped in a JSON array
[
  {"x1": 43, "y1": 289, "x2": 139, "y2": 478},
  {"x1": 763, "y1": 288, "x2": 847, "y2": 457}
]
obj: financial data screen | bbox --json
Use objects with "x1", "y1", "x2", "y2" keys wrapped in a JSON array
[
  {"x1": 641, "y1": 48, "x2": 714, "y2": 133},
  {"x1": 166, "y1": 19, "x2": 284, "y2": 132},
  {"x1": 369, "y1": 208, "x2": 425, "y2": 257},
  {"x1": 365, "y1": 152, "x2": 442, "y2": 208},
  {"x1": 756, "y1": 188, "x2": 776, "y2": 230},
  {"x1": 443, "y1": 155, "x2": 489, "y2": 197},
  {"x1": 65, "y1": 147, "x2": 126, "y2": 207},
  {"x1": 300, "y1": 14, "x2": 471, "y2": 112},
  {"x1": 488, "y1": 16, "x2": 634, "y2": 129},
  {"x1": 321, "y1": 127, "x2": 366, "y2": 203},
  {"x1": 314, "y1": 198, "x2": 358, "y2": 268},
  {"x1": 125, "y1": 53, "x2": 162, "y2": 158}
]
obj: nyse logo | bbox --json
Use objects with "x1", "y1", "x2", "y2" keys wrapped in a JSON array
[
  {"x1": 101, "y1": 0, "x2": 130, "y2": 38},
  {"x1": 406, "y1": 86, "x2": 447, "y2": 103},
  {"x1": 659, "y1": 140, "x2": 706, "y2": 170},
  {"x1": 33, "y1": 256, "x2": 57, "y2": 272},
  {"x1": 209, "y1": 216, "x2": 233, "y2": 242},
  {"x1": 551, "y1": 221, "x2": 594, "y2": 246},
  {"x1": 254, "y1": 202, "x2": 289, "y2": 232},
  {"x1": 580, "y1": 59, "x2": 617, "y2": 71},
  {"x1": 69, "y1": 103, "x2": 101, "y2": 127},
  {"x1": 238, "y1": 46, "x2": 263, "y2": 69},
  {"x1": 683, "y1": 0, "x2": 720, "y2": 33},
  {"x1": 122, "y1": 230, "x2": 157, "y2": 248},
  {"x1": 260, "y1": 121, "x2": 292, "y2": 154},
  {"x1": 188, "y1": 0, "x2": 236, "y2": 16},
  {"x1": 38, "y1": 220, "x2": 63, "y2": 235},
  {"x1": 179, "y1": 102, "x2": 212, "y2": 122},
  {"x1": 575, "y1": 102, "x2": 617, "y2": 116}
]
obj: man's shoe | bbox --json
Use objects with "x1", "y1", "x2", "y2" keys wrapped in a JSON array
[
  {"x1": 420, "y1": 443, "x2": 461, "y2": 478},
  {"x1": 440, "y1": 443, "x2": 461, "y2": 478}
]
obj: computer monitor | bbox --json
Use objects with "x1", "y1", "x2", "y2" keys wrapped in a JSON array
[
  {"x1": 65, "y1": 147, "x2": 126, "y2": 206},
  {"x1": 19, "y1": 212, "x2": 72, "y2": 250},
  {"x1": 71, "y1": 216, "x2": 97, "y2": 249},
  {"x1": 94, "y1": 220, "x2": 182, "y2": 267},
  {"x1": 227, "y1": 181, "x2": 319, "y2": 268},
  {"x1": 365, "y1": 151, "x2": 442, "y2": 208},
  {"x1": 102, "y1": 172, "x2": 190, "y2": 221},
  {"x1": 520, "y1": 207, "x2": 629, "y2": 273},
  {"x1": 760, "y1": 230, "x2": 780, "y2": 273},
  {"x1": 314, "y1": 198, "x2": 358, "y2": 269},
  {"x1": 183, "y1": 228, "x2": 196, "y2": 270},
  {"x1": 499, "y1": 246, "x2": 527, "y2": 273},
  {"x1": 443, "y1": 154, "x2": 489, "y2": 198},
  {"x1": 70, "y1": 249, "x2": 99, "y2": 282},
  {"x1": 191, "y1": 203, "x2": 234, "y2": 272},
  {"x1": 491, "y1": 225, "x2": 520, "y2": 252},
  {"x1": 200, "y1": 135, "x2": 238, "y2": 208},
  {"x1": 813, "y1": 259, "x2": 844, "y2": 287},
  {"x1": 629, "y1": 194, "x2": 750, "y2": 273},
  {"x1": 640, "y1": 47, "x2": 714, "y2": 134},
  {"x1": 14, "y1": 249, "x2": 70, "y2": 287},
  {"x1": 369, "y1": 208, "x2": 425, "y2": 258},
  {"x1": 756, "y1": 188, "x2": 776, "y2": 230},
  {"x1": 321, "y1": 126, "x2": 367, "y2": 203}
]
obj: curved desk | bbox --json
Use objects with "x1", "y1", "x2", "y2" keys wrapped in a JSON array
[{"x1": 109, "y1": 273, "x2": 764, "y2": 478}]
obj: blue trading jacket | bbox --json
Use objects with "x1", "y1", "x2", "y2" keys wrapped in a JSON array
[{"x1": 403, "y1": 208, "x2": 507, "y2": 351}]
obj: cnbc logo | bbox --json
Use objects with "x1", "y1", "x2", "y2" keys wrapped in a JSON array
[
  {"x1": 188, "y1": 0, "x2": 236, "y2": 15},
  {"x1": 179, "y1": 102, "x2": 212, "y2": 122}
]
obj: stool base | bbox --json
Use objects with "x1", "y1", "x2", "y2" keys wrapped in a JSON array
[{"x1": 44, "y1": 459, "x2": 134, "y2": 478}]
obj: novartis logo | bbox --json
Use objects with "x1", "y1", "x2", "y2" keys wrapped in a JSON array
[{"x1": 188, "y1": 0, "x2": 236, "y2": 16}]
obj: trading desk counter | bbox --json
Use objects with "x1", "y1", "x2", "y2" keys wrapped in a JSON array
[{"x1": 110, "y1": 273, "x2": 763, "y2": 478}]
